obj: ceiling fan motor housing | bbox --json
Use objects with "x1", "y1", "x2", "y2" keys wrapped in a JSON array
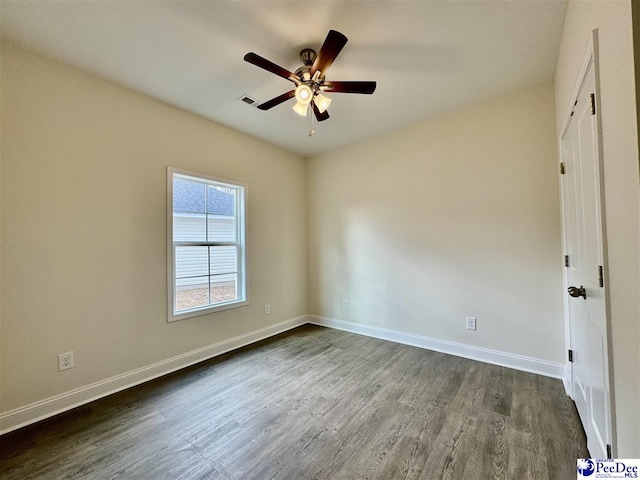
[
  {"x1": 295, "y1": 65, "x2": 324, "y2": 88},
  {"x1": 299, "y1": 48, "x2": 316, "y2": 66},
  {"x1": 296, "y1": 49, "x2": 328, "y2": 93}
]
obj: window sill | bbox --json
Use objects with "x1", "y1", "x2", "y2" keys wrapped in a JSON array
[{"x1": 168, "y1": 300, "x2": 249, "y2": 322}]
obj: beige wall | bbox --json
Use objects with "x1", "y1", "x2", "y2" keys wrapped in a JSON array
[
  {"x1": 0, "y1": 42, "x2": 307, "y2": 412},
  {"x1": 307, "y1": 82, "x2": 564, "y2": 363},
  {"x1": 554, "y1": 0, "x2": 640, "y2": 457}
]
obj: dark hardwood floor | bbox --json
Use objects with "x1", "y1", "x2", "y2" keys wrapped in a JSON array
[{"x1": 0, "y1": 325, "x2": 587, "y2": 479}]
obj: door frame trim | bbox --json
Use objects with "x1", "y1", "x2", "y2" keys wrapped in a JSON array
[{"x1": 557, "y1": 28, "x2": 616, "y2": 456}]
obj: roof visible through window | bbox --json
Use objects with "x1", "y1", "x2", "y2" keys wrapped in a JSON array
[{"x1": 173, "y1": 178, "x2": 235, "y2": 216}]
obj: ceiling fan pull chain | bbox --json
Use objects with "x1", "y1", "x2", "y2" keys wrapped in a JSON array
[{"x1": 308, "y1": 105, "x2": 315, "y2": 137}]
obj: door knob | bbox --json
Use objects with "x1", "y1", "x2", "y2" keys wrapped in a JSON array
[{"x1": 568, "y1": 285, "x2": 586, "y2": 299}]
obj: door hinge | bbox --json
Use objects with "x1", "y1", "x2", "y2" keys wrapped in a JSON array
[
  {"x1": 568, "y1": 349, "x2": 573, "y2": 362},
  {"x1": 606, "y1": 443, "x2": 612, "y2": 459},
  {"x1": 598, "y1": 265, "x2": 604, "y2": 287},
  {"x1": 590, "y1": 93, "x2": 596, "y2": 115},
  {"x1": 564, "y1": 255, "x2": 569, "y2": 268},
  {"x1": 560, "y1": 162, "x2": 566, "y2": 175}
]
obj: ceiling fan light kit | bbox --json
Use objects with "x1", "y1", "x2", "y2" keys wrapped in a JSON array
[
  {"x1": 314, "y1": 93, "x2": 331, "y2": 113},
  {"x1": 243, "y1": 30, "x2": 377, "y2": 135},
  {"x1": 294, "y1": 84, "x2": 312, "y2": 104},
  {"x1": 293, "y1": 84, "x2": 313, "y2": 116},
  {"x1": 292, "y1": 101, "x2": 309, "y2": 117}
]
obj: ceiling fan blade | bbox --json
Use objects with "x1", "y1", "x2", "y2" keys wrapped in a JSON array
[
  {"x1": 257, "y1": 90, "x2": 296, "y2": 110},
  {"x1": 310, "y1": 30, "x2": 348, "y2": 76},
  {"x1": 322, "y1": 81, "x2": 377, "y2": 94},
  {"x1": 312, "y1": 102, "x2": 330, "y2": 122},
  {"x1": 244, "y1": 52, "x2": 296, "y2": 81}
]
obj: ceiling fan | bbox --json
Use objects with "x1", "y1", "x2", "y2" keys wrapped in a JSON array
[{"x1": 243, "y1": 30, "x2": 376, "y2": 127}]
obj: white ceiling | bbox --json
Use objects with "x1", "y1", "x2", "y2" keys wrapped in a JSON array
[{"x1": 1, "y1": 1, "x2": 568, "y2": 157}]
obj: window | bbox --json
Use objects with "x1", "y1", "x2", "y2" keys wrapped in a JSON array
[{"x1": 167, "y1": 167, "x2": 247, "y2": 321}]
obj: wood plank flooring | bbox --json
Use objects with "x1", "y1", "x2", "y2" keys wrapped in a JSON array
[{"x1": 0, "y1": 325, "x2": 587, "y2": 479}]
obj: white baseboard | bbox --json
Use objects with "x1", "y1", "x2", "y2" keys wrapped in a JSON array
[
  {"x1": 1, "y1": 313, "x2": 567, "y2": 436},
  {"x1": 0, "y1": 315, "x2": 307, "y2": 435},
  {"x1": 309, "y1": 315, "x2": 565, "y2": 379}
]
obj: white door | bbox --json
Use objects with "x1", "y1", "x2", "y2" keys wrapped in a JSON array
[{"x1": 560, "y1": 53, "x2": 612, "y2": 458}]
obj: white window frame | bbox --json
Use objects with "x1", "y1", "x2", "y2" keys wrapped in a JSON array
[{"x1": 167, "y1": 166, "x2": 248, "y2": 322}]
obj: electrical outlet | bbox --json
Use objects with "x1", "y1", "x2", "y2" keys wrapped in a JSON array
[
  {"x1": 264, "y1": 304, "x2": 271, "y2": 315},
  {"x1": 466, "y1": 317, "x2": 477, "y2": 331},
  {"x1": 58, "y1": 351, "x2": 74, "y2": 371},
  {"x1": 342, "y1": 299, "x2": 349, "y2": 310}
]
